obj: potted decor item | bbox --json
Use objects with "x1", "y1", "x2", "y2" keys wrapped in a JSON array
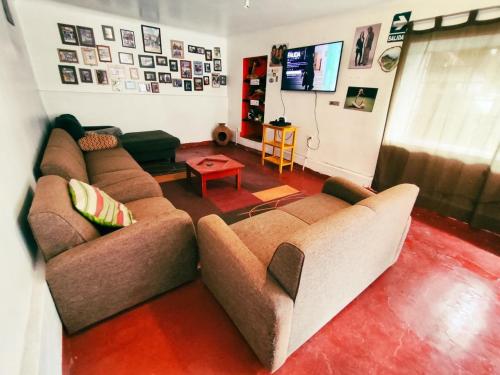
[{"x1": 213, "y1": 123, "x2": 233, "y2": 146}]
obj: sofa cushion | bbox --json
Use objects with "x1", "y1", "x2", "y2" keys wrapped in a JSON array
[
  {"x1": 78, "y1": 132, "x2": 118, "y2": 152},
  {"x1": 85, "y1": 147, "x2": 142, "y2": 178},
  {"x1": 40, "y1": 128, "x2": 89, "y2": 183},
  {"x1": 125, "y1": 197, "x2": 176, "y2": 220},
  {"x1": 54, "y1": 114, "x2": 85, "y2": 140},
  {"x1": 28, "y1": 175, "x2": 100, "y2": 260},
  {"x1": 230, "y1": 210, "x2": 308, "y2": 266},
  {"x1": 279, "y1": 193, "x2": 350, "y2": 224}
]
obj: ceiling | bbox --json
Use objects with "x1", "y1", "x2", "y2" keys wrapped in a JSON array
[{"x1": 22, "y1": 0, "x2": 395, "y2": 36}]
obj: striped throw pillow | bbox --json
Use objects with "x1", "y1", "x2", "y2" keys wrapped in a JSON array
[
  {"x1": 69, "y1": 179, "x2": 135, "y2": 227},
  {"x1": 78, "y1": 132, "x2": 118, "y2": 152}
]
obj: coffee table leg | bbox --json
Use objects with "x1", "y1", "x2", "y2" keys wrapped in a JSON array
[
  {"x1": 236, "y1": 170, "x2": 241, "y2": 190},
  {"x1": 186, "y1": 168, "x2": 191, "y2": 185},
  {"x1": 201, "y1": 176, "x2": 207, "y2": 197}
]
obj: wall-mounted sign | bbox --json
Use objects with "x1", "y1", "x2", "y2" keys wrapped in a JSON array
[{"x1": 388, "y1": 11, "x2": 412, "y2": 42}]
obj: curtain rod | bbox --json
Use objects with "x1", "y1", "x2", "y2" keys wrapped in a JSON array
[{"x1": 412, "y1": 5, "x2": 499, "y2": 24}]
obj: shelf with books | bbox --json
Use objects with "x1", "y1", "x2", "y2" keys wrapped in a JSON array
[{"x1": 241, "y1": 55, "x2": 267, "y2": 142}]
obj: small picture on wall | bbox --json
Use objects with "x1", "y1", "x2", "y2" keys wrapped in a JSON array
[
  {"x1": 58, "y1": 65, "x2": 78, "y2": 84},
  {"x1": 170, "y1": 40, "x2": 184, "y2": 59},
  {"x1": 213, "y1": 59, "x2": 222, "y2": 71},
  {"x1": 151, "y1": 82, "x2": 160, "y2": 93},
  {"x1": 348, "y1": 23, "x2": 382, "y2": 69},
  {"x1": 58, "y1": 23, "x2": 78, "y2": 45},
  {"x1": 193, "y1": 61, "x2": 203, "y2": 76},
  {"x1": 108, "y1": 65, "x2": 126, "y2": 79},
  {"x1": 97, "y1": 45, "x2": 112, "y2": 62},
  {"x1": 159, "y1": 72, "x2": 172, "y2": 83},
  {"x1": 156, "y1": 56, "x2": 168, "y2": 66},
  {"x1": 269, "y1": 44, "x2": 288, "y2": 67},
  {"x1": 344, "y1": 86, "x2": 378, "y2": 112},
  {"x1": 77, "y1": 26, "x2": 95, "y2": 47},
  {"x1": 220, "y1": 75, "x2": 227, "y2": 86},
  {"x1": 142, "y1": 25, "x2": 162, "y2": 54},
  {"x1": 205, "y1": 49, "x2": 212, "y2": 61},
  {"x1": 146, "y1": 83, "x2": 152, "y2": 92},
  {"x1": 139, "y1": 54, "x2": 155, "y2": 68},
  {"x1": 172, "y1": 79, "x2": 182, "y2": 88},
  {"x1": 102, "y1": 25, "x2": 115, "y2": 41},
  {"x1": 213, "y1": 47, "x2": 221, "y2": 59},
  {"x1": 184, "y1": 80, "x2": 192, "y2": 91},
  {"x1": 125, "y1": 80, "x2": 137, "y2": 90},
  {"x1": 121, "y1": 29, "x2": 136, "y2": 48},
  {"x1": 138, "y1": 82, "x2": 147, "y2": 92},
  {"x1": 169, "y1": 59, "x2": 178, "y2": 72},
  {"x1": 129, "y1": 67, "x2": 140, "y2": 80},
  {"x1": 204, "y1": 62, "x2": 211, "y2": 73},
  {"x1": 180, "y1": 60, "x2": 192, "y2": 79},
  {"x1": 203, "y1": 76, "x2": 209, "y2": 85},
  {"x1": 58, "y1": 49, "x2": 78, "y2": 63},
  {"x1": 212, "y1": 73, "x2": 220, "y2": 88},
  {"x1": 193, "y1": 77, "x2": 203, "y2": 91},
  {"x1": 81, "y1": 47, "x2": 98, "y2": 66},
  {"x1": 79, "y1": 68, "x2": 93, "y2": 83},
  {"x1": 144, "y1": 71, "x2": 157, "y2": 81},
  {"x1": 377, "y1": 46, "x2": 401, "y2": 72},
  {"x1": 188, "y1": 45, "x2": 197, "y2": 53},
  {"x1": 119, "y1": 52, "x2": 134, "y2": 65},
  {"x1": 196, "y1": 46, "x2": 205, "y2": 54},
  {"x1": 111, "y1": 78, "x2": 122, "y2": 92},
  {"x1": 96, "y1": 69, "x2": 109, "y2": 85}
]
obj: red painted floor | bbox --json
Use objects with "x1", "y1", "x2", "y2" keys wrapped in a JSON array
[{"x1": 63, "y1": 145, "x2": 500, "y2": 375}]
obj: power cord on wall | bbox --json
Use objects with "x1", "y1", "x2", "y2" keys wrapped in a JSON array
[{"x1": 307, "y1": 91, "x2": 321, "y2": 151}]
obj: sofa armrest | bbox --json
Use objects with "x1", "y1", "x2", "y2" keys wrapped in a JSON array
[
  {"x1": 197, "y1": 214, "x2": 293, "y2": 372},
  {"x1": 46, "y1": 209, "x2": 197, "y2": 333},
  {"x1": 322, "y1": 176, "x2": 375, "y2": 204}
]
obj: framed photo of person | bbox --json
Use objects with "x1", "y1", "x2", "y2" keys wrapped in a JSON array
[
  {"x1": 212, "y1": 73, "x2": 220, "y2": 88},
  {"x1": 193, "y1": 61, "x2": 203, "y2": 76},
  {"x1": 96, "y1": 69, "x2": 109, "y2": 85},
  {"x1": 180, "y1": 60, "x2": 192, "y2": 79},
  {"x1": 121, "y1": 29, "x2": 136, "y2": 48},
  {"x1": 196, "y1": 46, "x2": 205, "y2": 54},
  {"x1": 139, "y1": 54, "x2": 155, "y2": 68},
  {"x1": 97, "y1": 45, "x2": 112, "y2": 62},
  {"x1": 220, "y1": 75, "x2": 227, "y2": 85},
  {"x1": 58, "y1": 65, "x2": 78, "y2": 84},
  {"x1": 213, "y1": 59, "x2": 222, "y2": 71},
  {"x1": 205, "y1": 49, "x2": 212, "y2": 61},
  {"x1": 188, "y1": 45, "x2": 197, "y2": 53},
  {"x1": 203, "y1": 76, "x2": 209, "y2": 85},
  {"x1": 79, "y1": 68, "x2": 93, "y2": 83},
  {"x1": 57, "y1": 49, "x2": 78, "y2": 63},
  {"x1": 119, "y1": 52, "x2": 134, "y2": 65},
  {"x1": 141, "y1": 25, "x2": 162, "y2": 54},
  {"x1": 76, "y1": 26, "x2": 95, "y2": 47},
  {"x1": 129, "y1": 67, "x2": 140, "y2": 80},
  {"x1": 193, "y1": 77, "x2": 203, "y2": 91},
  {"x1": 348, "y1": 23, "x2": 382, "y2": 69},
  {"x1": 159, "y1": 72, "x2": 172, "y2": 83},
  {"x1": 204, "y1": 62, "x2": 211, "y2": 73},
  {"x1": 102, "y1": 25, "x2": 115, "y2": 41},
  {"x1": 172, "y1": 79, "x2": 182, "y2": 88},
  {"x1": 169, "y1": 59, "x2": 178, "y2": 72},
  {"x1": 58, "y1": 24, "x2": 79, "y2": 45},
  {"x1": 184, "y1": 80, "x2": 192, "y2": 91},
  {"x1": 144, "y1": 71, "x2": 157, "y2": 81},
  {"x1": 81, "y1": 47, "x2": 98, "y2": 66},
  {"x1": 170, "y1": 40, "x2": 184, "y2": 59},
  {"x1": 151, "y1": 82, "x2": 160, "y2": 93},
  {"x1": 213, "y1": 47, "x2": 221, "y2": 59},
  {"x1": 138, "y1": 82, "x2": 147, "y2": 92},
  {"x1": 156, "y1": 56, "x2": 168, "y2": 66}
]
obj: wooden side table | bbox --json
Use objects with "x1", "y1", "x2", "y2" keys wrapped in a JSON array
[{"x1": 261, "y1": 124, "x2": 297, "y2": 173}]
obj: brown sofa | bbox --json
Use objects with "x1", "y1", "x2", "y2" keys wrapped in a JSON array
[
  {"x1": 29, "y1": 128, "x2": 198, "y2": 333},
  {"x1": 197, "y1": 177, "x2": 419, "y2": 372}
]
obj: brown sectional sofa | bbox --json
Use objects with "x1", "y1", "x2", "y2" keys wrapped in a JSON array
[
  {"x1": 29, "y1": 128, "x2": 198, "y2": 333},
  {"x1": 197, "y1": 177, "x2": 419, "y2": 372}
]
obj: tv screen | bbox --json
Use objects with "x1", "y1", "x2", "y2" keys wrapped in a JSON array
[{"x1": 281, "y1": 41, "x2": 343, "y2": 92}]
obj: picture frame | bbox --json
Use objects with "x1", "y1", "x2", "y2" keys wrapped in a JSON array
[
  {"x1": 141, "y1": 25, "x2": 162, "y2": 54},
  {"x1": 204, "y1": 62, "x2": 211, "y2": 73},
  {"x1": 129, "y1": 67, "x2": 140, "y2": 80},
  {"x1": 169, "y1": 59, "x2": 178, "y2": 72},
  {"x1": 124, "y1": 80, "x2": 137, "y2": 90},
  {"x1": 58, "y1": 49, "x2": 79, "y2": 63},
  {"x1": 144, "y1": 71, "x2": 157, "y2": 81},
  {"x1": 146, "y1": 83, "x2": 152, "y2": 92},
  {"x1": 121, "y1": 29, "x2": 136, "y2": 49},
  {"x1": 196, "y1": 46, "x2": 205, "y2": 54},
  {"x1": 119, "y1": 52, "x2": 134, "y2": 65},
  {"x1": 96, "y1": 69, "x2": 109, "y2": 85},
  {"x1": 76, "y1": 26, "x2": 95, "y2": 47},
  {"x1": 193, "y1": 61, "x2": 203, "y2": 76},
  {"x1": 193, "y1": 77, "x2": 203, "y2": 91},
  {"x1": 213, "y1": 47, "x2": 221, "y2": 59},
  {"x1": 188, "y1": 45, "x2": 197, "y2": 53},
  {"x1": 156, "y1": 56, "x2": 168, "y2": 66},
  {"x1": 184, "y1": 80, "x2": 192, "y2": 91},
  {"x1": 180, "y1": 60, "x2": 192, "y2": 79},
  {"x1": 138, "y1": 54, "x2": 155, "y2": 68},
  {"x1": 79, "y1": 68, "x2": 93, "y2": 83},
  {"x1": 138, "y1": 82, "x2": 147, "y2": 92},
  {"x1": 212, "y1": 73, "x2": 220, "y2": 88},
  {"x1": 348, "y1": 23, "x2": 382, "y2": 69},
  {"x1": 344, "y1": 86, "x2": 378, "y2": 112},
  {"x1": 203, "y1": 76, "x2": 209, "y2": 85},
  {"x1": 151, "y1": 82, "x2": 160, "y2": 93},
  {"x1": 58, "y1": 23, "x2": 78, "y2": 46},
  {"x1": 102, "y1": 25, "x2": 115, "y2": 41},
  {"x1": 58, "y1": 65, "x2": 78, "y2": 84},
  {"x1": 220, "y1": 75, "x2": 227, "y2": 86},
  {"x1": 111, "y1": 78, "x2": 122, "y2": 92},
  {"x1": 213, "y1": 58, "x2": 222, "y2": 71},
  {"x1": 81, "y1": 47, "x2": 98, "y2": 66},
  {"x1": 170, "y1": 40, "x2": 184, "y2": 59},
  {"x1": 205, "y1": 49, "x2": 212, "y2": 61},
  {"x1": 172, "y1": 79, "x2": 182, "y2": 88},
  {"x1": 108, "y1": 65, "x2": 126, "y2": 80},
  {"x1": 97, "y1": 45, "x2": 112, "y2": 63},
  {"x1": 159, "y1": 72, "x2": 172, "y2": 83}
]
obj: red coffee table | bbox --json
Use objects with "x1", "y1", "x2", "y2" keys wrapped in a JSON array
[{"x1": 186, "y1": 154, "x2": 244, "y2": 197}]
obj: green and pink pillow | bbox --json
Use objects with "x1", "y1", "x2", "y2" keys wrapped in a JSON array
[{"x1": 68, "y1": 179, "x2": 135, "y2": 227}]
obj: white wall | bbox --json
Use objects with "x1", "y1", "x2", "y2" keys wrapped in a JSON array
[
  {"x1": 227, "y1": 0, "x2": 498, "y2": 185},
  {"x1": 0, "y1": 1, "x2": 61, "y2": 374},
  {"x1": 16, "y1": 0, "x2": 228, "y2": 143}
]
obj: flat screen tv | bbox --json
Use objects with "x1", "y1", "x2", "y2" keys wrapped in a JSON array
[{"x1": 281, "y1": 41, "x2": 343, "y2": 92}]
